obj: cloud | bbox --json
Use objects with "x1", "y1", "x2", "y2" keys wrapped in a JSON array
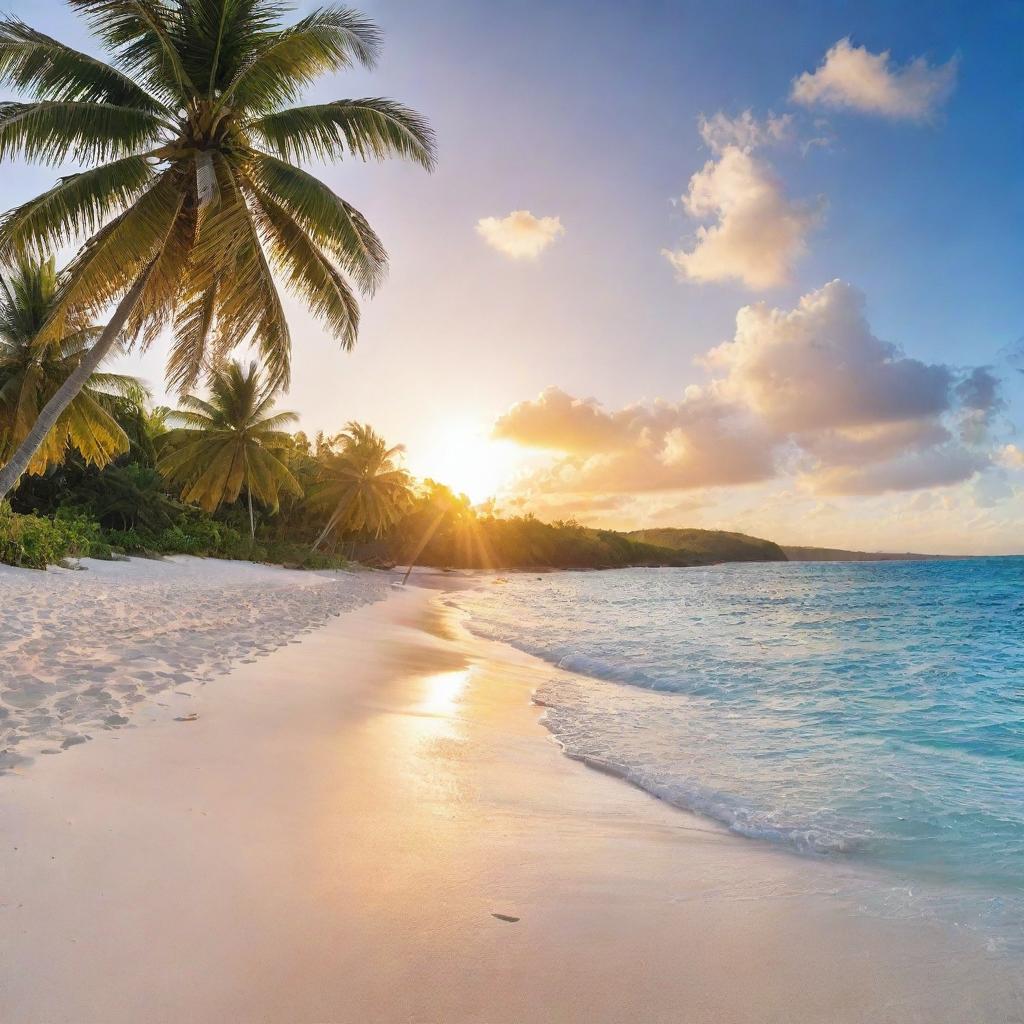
[
  {"x1": 493, "y1": 388, "x2": 635, "y2": 455},
  {"x1": 476, "y1": 210, "x2": 564, "y2": 260},
  {"x1": 663, "y1": 146, "x2": 822, "y2": 290},
  {"x1": 956, "y1": 367, "x2": 1001, "y2": 412},
  {"x1": 705, "y1": 280, "x2": 952, "y2": 433},
  {"x1": 997, "y1": 444, "x2": 1024, "y2": 470},
  {"x1": 810, "y1": 446, "x2": 987, "y2": 496},
  {"x1": 495, "y1": 282, "x2": 999, "y2": 510},
  {"x1": 955, "y1": 367, "x2": 1003, "y2": 443},
  {"x1": 791, "y1": 38, "x2": 957, "y2": 121},
  {"x1": 494, "y1": 386, "x2": 777, "y2": 494},
  {"x1": 698, "y1": 110, "x2": 793, "y2": 154}
]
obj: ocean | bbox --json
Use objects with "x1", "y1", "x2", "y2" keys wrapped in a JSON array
[{"x1": 449, "y1": 559, "x2": 1024, "y2": 948}]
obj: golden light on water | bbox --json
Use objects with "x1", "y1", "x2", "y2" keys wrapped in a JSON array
[{"x1": 418, "y1": 668, "x2": 471, "y2": 718}]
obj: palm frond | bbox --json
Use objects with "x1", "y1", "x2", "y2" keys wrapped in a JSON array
[
  {"x1": 246, "y1": 97, "x2": 435, "y2": 169},
  {"x1": 41, "y1": 168, "x2": 185, "y2": 341},
  {"x1": 66, "y1": 0, "x2": 198, "y2": 103},
  {"x1": 252, "y1": 409, "x2": 298, "y2": 433},
  {"x1": 248, "y1": 183, "x2": 359, "y2": 347},
  {"x1": 169, "y1": 154, "x2": 290, "y2": 391},
  {"x1": 0, "y1": 155, "x2": 155, "y2": 261},
  {"x1": 0, "y1": 17, "x2": 170, "y2": 113},
  {"x1": 219, "y1": 5, "x2": 379, "y2": 112},
  {"x1": 180, "y1": 0, "x2": 286, "y2": 98},
  {"x1": 246, "y1": 151, "x2": 386, "y2": 292},
  {"x1": 60, "y1": 388, "x2": 130, "y2": 466},
  {"x1": 244, "y1": 445, "x2": 301, "y2": 508},
  {"x1": 123, "y1": 199, "x2": 197, "y2": 349},
  {"x1": 0, "y1": 99, "x2": 163, "y2": 164},
  {"x1": 168, "y1": 281, "x2": 219, "y2": 393}
]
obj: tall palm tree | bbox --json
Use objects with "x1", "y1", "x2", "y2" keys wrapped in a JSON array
[
  {"x1": 0, "y1": 254, "x2": 138, "y2": 474},
  {"x1": 0, "y1": 0, "x2": 435, "y2": 498},
  {"x1": 311, "y1": 421, "x2": 411, "y2": 551},
  {"x1": 158, "y1": 358, "x2": 300, "y2": 538}
]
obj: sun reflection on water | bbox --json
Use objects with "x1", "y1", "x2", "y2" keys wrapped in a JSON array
[{"x1": 418, "y1": 668, "x2": 471, "y2": 718}]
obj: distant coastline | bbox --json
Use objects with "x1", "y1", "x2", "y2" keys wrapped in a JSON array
[{"x1": 782, "y1": 545, "x2": 962, "y2": 562}]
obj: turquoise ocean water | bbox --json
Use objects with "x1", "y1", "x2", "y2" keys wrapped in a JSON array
[{"x1": 450, "y1": 559, "x2": 1024, "y2": 947}]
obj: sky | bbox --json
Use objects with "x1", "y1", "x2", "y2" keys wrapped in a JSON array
[{"x1": 4, "y1": 0, "x2": 1024, "y2": 552}]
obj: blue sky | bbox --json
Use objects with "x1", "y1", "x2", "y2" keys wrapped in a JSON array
[{"x1": 3, "y1": 0, "x2": 1023, "y2": 550}]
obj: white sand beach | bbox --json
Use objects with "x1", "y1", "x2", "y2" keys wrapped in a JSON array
[
  {"x1": 0, "y1": 556, "x2": 390, "y2": 773},
  {"x1": 1, "y1": 559, "x2": 1022, "y2": 1023}
]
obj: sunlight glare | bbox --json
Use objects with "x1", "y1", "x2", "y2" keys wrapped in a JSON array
[
  {"x1": 411, "y1": 418, "x2": 526, "y2": 503},
  {"x1": 418, "y1": 668, "x2": 471, "y2": 717}
]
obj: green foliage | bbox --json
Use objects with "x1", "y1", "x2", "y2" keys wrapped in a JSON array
[
  {"x1": 2, "y1": 363, "x2": 788, "y2": 574},
  {"x1": 0, "y1": 500, "x2": 70, "y2": 567},
  {"x1": 387, "y1": 507, "x2": 698, "y2": 570},
  {"x1": 0, "y1": 0, "x2": 435, "y2": 404},
  {"x1": 158, "y1": 360, "x2": 300, "y2": 528},
  {"x1": 625, "y1": 528, "x2": 787, "y2": 563},
  {"x1": 0, "y1": 253, "x2": 140, "y2": 474},
  {"x1": 0, "y1": 499, "x2": 112, "y2": 567},
  {"x1": 53, "y1": 505, "x2": 113, "y2": 558}
]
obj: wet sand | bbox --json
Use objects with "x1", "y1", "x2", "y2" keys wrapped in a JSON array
[{"x1": 1, "y1": 572, "x2": 1021, "y2": 1022}]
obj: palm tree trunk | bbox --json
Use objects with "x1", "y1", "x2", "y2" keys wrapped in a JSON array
[
  {"x1": 247, "y1": 488, "x2": 255, "y2": 541},
  {"x1": 311, "y1": 516, "x2": 336, "y2": 553},
  {"x1": 311, "y1": 493, "x2": 355, "y2": 553},
  {"x1": 0, "y1": 267, "x2": 153, "y2": 500},
  {"x1": 401, "y1": 507, "x2": 446, "y2": 585}
]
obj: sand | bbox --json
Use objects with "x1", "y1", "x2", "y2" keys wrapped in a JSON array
[
  {"x1": 1, "y1": 561, "x2": 1022, "y2": 1022},
  {"x1": 0, "y1": 555, "x2": 389, "y2": 772}
]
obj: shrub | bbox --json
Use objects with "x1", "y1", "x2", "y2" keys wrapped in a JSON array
[
  {"x1": 0, "y1": 501, "x2": 72, "y2": 569},
  {"x1": 54, "y1": 508, "x2": 114, "y2": 559},
  {"x1": 103, "y1": 527, "x2": 156, "y2": 555},
  {"x1": 152, "y1": 515, "x2": 226, "y2": 556}
]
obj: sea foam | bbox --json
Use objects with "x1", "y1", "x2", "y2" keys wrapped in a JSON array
[{"x1": 451, "y1": 560, "x2": 1024, "y2": 947}]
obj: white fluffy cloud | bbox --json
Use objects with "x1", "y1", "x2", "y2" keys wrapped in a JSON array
[
  {"x1": 663, "y1": 146, "x2": 822, "y2": 290},
  {"x1": 495, "y1": 282, "x2": 998, "y2": 505},
  {"x1": 495, "y1": 386, "x2": 777, "y2": 494},
  {"x1": 791, "y1": 38, "x2": 957, "y2": 121},
  {"x1": 705, "y1": 280, "x2": 952, "y2": 433},
  {"x1": 476, "y1": 210, "x2": 564, "y2": 260},
  {"x1": 698, "y1": 110, "x2": 793, "y2": 154}
]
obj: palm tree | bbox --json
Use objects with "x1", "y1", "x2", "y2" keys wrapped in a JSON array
[
  {"x1": 109, "y1": 379, "x2": 170, "y2": 467},
  {"x1": 311, "y1": 421, "x2": 411, "y2": 551},
  {"x1": 0, "y1": 254, "x2": 139, "y2": 474},
  {"x1": 0, "y1": 0, "x2": 435, "y2": 498},
  {"x1": 158, "y1": 359, "x2": 300, "y2": 538}
]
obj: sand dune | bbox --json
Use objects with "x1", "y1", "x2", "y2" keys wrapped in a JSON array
[{"x1": 0, "y1": 556, "x2": 388, "y2": 773}]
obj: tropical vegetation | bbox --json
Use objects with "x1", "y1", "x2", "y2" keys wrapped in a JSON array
[
  {"x1": 0, "y1": 255, "x2": 138, "y2": 474},
  {"x1": 626, "y1": 528, "x2": 786, "y2": 563},
  {"x1": 0, "y1": 365, "x2": 785, "y2": 571},
  {"x1": 158, "y1": 359, "x2": 299, "y2": 537},
  {"x1": 0, "y1": 0, "x2": 435, "y2": 498},
  {"x1": 310, "y1": 422, "x2": 411, "y2": 550}
]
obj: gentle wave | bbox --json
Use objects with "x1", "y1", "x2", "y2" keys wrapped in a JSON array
[{"x1": 450, "y1": 560, "x2": 1024, "y2": 946}]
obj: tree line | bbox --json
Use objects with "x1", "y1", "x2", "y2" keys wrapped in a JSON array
[{"x1": 1, "y1": 260, "x2": 701, "y2": 571}]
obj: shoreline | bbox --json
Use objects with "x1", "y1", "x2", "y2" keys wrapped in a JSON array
[{"x1": 1, "y1": 565, "x2": 1021, "y2": 1021}]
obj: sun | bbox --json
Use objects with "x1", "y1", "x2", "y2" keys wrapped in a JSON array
[{"x1": 410, "y1": 417, "x2": 525, "y2": 504}]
